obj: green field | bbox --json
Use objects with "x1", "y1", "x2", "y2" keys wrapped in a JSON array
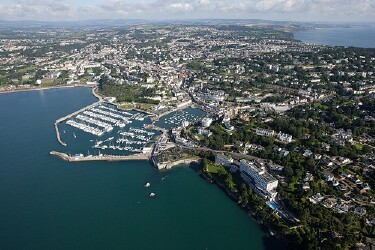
[{"x1": 206, "y1": 164, "x2": 225, "y2": 174}]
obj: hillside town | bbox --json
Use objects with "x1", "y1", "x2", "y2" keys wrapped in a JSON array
[{"x1": 0, "y1": 23, "x2": 374, "y2": 249}]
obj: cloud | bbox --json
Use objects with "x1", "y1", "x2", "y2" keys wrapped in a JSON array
[
  {"x1": 169, "y1": 3, "x2": 194, "y2": 12},
  {"x1": 0, "y1": 0, "x2": 374, "y2": 22},
  {"x1": 0, "y1": 0, "x2": 73, "y2": 19}
]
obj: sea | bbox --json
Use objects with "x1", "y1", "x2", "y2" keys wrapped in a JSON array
[
  {"x1": 0, "y1": 87, "x2": 278, "y2": 249},
  {"x1": 294, "y1": 26, "x2": 375, "y2": 48}
]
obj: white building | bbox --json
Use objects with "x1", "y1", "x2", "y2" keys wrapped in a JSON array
[
  {"x1": 255, "y1": 128, "x2": 275, "y2": 137},
  {"x1": 215, "y1": 154, "x2": 234, "y2": 167},
  {"x1": 277, "y1": 132, "x2": 293, "y2": 143},
  {"x1": 104, "y1": 97, "x2": 117, "y2": 103},
  {"x1": 239, "y1": 159, "x2": 278, "y2": 200},
  {"x1": 201, "y1": 117, "x2": 213, "y2": 127},
  {"x1": 197, "y1": 128, "x2": 212, "y2": 137}
]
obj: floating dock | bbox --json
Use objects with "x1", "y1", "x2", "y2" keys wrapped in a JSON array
[{"x1": 54, "y1": 86, "x2": 103, "y2": 147}]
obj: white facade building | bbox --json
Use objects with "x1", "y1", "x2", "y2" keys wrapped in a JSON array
[
  {"x1": 201, "y1": 117, "x2": 213, "y2": 127},
  {"x1": 239, "y1": 159, "x2": 278, "y2": 200},
  {"x1": 277, "y1": 132, "x2": 293, "y2": 143},
  {"x1": 255, "y1": 128, "x2": 275, "y2": 137},
  {"x1": 215, "y1": 154, "x2": 234, "y2": 167}
]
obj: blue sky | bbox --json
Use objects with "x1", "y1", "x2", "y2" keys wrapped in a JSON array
[{"x1": 0, "y1": 0, "x2": 374, "y2": 22}]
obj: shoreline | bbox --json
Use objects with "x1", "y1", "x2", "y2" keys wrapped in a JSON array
[
  {"x1": 154, "y1": 157, "x2": 201, "y2": 170},
  {"x1": 0, "y1": 84, "x2": 93, "y2": 95},
  {"x1": 198, "y1": 170, "x2": 286, "y2": 246},
  {"x1": 293, "y1": 27, "x2": 375, "y2": 49}
]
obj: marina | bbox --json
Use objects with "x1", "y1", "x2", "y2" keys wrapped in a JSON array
[
  {"x1": 56, "y1": 102, "x2": 160, "y2": 157},
  {"x1": 65, "y1": 104, "x2": 150, "y2": 137},
  {"x1": 155, "y1": 107, "x2": 206, "y2": 130},
  {"x1": 66, "y1": 119, "x2": 105, "y2": 136},
  {"x1": 54, "y1": 99, "x2": 206, "y2": 161}
]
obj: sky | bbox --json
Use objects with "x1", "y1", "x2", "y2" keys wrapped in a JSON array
[{"x1": 0, "y1": 0, "x2": 374, "y2": 23}]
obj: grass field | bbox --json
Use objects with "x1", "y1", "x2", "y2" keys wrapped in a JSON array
[{"x1": 206, "y1": 164, "x2": 225, "y2": 174}]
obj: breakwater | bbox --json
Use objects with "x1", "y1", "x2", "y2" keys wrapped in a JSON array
[{"x1": 50, "y1": 151, "x2": 150, "y2": 162}]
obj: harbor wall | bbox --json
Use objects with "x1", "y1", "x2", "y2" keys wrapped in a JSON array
[{"x1": 50, "y1": 151, "x2": 150, "y2": 162}]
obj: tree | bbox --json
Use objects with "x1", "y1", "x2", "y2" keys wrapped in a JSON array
[
  {"x1": 284, "y1": 165, "x2": 294, "y2": 178},
  {"x1": 362, "y1": 145, "x2": 372, "y2": 154},
  {"x1": 239, "y1": 183, "x2": 249, "y2": 206}
]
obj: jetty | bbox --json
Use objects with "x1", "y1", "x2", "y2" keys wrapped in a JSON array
[{"x1": 50, "y1": 151, "x2": 150, "y2": 162}]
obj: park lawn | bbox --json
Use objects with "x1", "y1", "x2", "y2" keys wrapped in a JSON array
[
  {"x1": 118, "y1": 102, "x2": 134, "y2": 110},
  {"x1": 41, "y1": 79, "x2": 62, "y2": 87},
  {"x1": 118, "y1": 102, "x2": 155, "y2": 112},
  {"x1": 206, "y1": 164, "x2": 225, "y2": 174}
]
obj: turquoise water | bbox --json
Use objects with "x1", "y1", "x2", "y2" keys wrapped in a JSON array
[
  {"x1": 294, "y1": 26, "x2": 375, "y2": 48},
  {"x1": 0, "y1": 88, "x2": 273, "y2": 249}
]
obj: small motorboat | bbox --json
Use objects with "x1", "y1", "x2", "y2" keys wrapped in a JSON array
[
  {"x1": 144, "y1": 182, "x2": 151, "y2": 188},
  {"x1": 149, "y1": 192, "x2": 156, "y2": 198}
]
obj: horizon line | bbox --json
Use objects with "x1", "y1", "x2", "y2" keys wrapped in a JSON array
[{"x1": 0, "y1": 18, "x2": 374, "y2": 25}]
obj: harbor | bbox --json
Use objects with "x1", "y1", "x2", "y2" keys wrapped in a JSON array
[
  {"x1": 53, "y1": 94, "x2": 206, "y2": 157},
  {"x1": 59, "y1": 104, "x2": 156, "y2": 154},
  {"x1": 52, "y1": 89, "x2": 206, "y2": 165},
  {"x1": 155, "y1": 107, "x2": 206, "y2": 130}
]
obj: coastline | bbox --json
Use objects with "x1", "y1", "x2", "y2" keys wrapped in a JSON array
[
  {"x1": 198, "y1": 170, "x2": 286, "y2": 246},
  {"x1": 293, "y1": 26, "x2": 375, "y2": 48},
  {"x1": 155, "y1": 157, "x2": 201, "y2": 170},
  {"x1": 48, "y1": 86, "x2": 280, "y2": 243},
  {"x1": 0, "y1": 84, "x2": 92, "y2": 95}
]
